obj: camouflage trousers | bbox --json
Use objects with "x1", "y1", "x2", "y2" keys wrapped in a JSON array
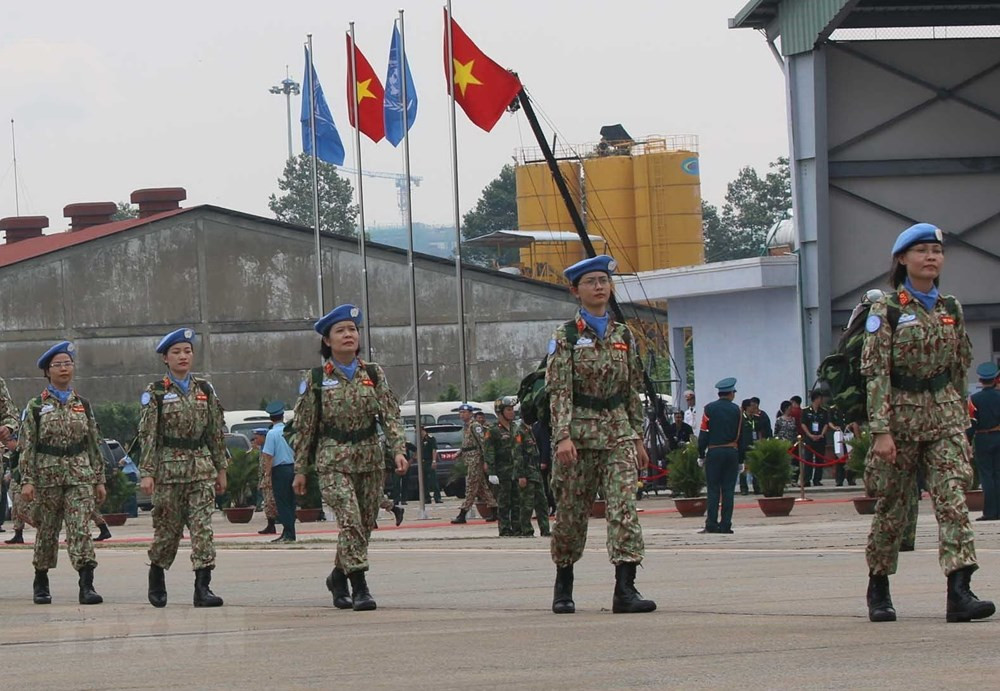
[
  {"x1": 259, "y1": 459, "x2": 277, "y2": 520},
  {"x1": 33, "y1": 484, "x2": 96, "y2": 572},
  {"x1": 865, "y1": 433, "x2": 977, "y2": 576},
  {"x1": 551, "y1": 443, "x2": 644, "y2": 567},
  {"x1": 495, "y1": 470, "x2": 515, "y2": 533},
  {"x1": 90, "y1": 507, "x2": 107, "y2": 527},
  {"x1": 460, "y1": 459, "x2": 497, "y2": 512},
  {"x1": 149, "y1": 481, "x2": 217, "y2": 571},
  {"x1": 379, "y1": 467, "x2": 395, "y2": 511},
  {"x1": 8, "y1": 479, "x2": 35, "y2": 530},
  {"x1": 321, "y1": 469, "x2": 381, "y2": 574},
  {"x1": 518, "y1": 477, "x2": 550, "y2": 536}
]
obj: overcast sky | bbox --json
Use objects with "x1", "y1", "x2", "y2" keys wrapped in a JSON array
[{"x1": 0, "y1": 0, "x2": 787, "y2": 232}]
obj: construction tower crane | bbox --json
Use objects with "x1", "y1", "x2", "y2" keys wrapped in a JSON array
[{"x1": 338, "y1": 166, "x2": 422, "y2": 226}]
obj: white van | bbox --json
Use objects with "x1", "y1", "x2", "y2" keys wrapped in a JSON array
[
  {"x1": 398, "y1": 401, "x2": 497, "y2": 426},
  {"x1": 223, "y1": 409, "x2": 294, "y2": 437}
]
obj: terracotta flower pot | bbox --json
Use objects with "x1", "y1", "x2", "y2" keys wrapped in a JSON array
[
  {"x1": 673, "y1": 497, "x2": 707, "y2": 518},
  {"x1": 475, "y1": 502, "x2": 495, "y2": 520},
  {"x1": 296, "y1": 508, "x2": 323, "y2": 523},
  {"x1": 852, "y1": 496, "x2": 878, "y2": 515},
  {"x1": 224, "y1": 507, "x2": 255, "y2": 524},
  {"x1": 591, "y1": 499, "x2": 607, "y2": 519},
  {"x1": 965, "y1": 489, "x2": 984, "y2": 512},
  {"x1": 757, "y1": 496, "x2": 795, "y2": 517},
  {"x1": 101, "y1": 513, "x2": 127, "y2": 527}
]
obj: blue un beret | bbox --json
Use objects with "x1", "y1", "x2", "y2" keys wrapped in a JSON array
[
  {"x1": 564, "y1": 254, "x2": 617, "y2": 284},
  {"x1": 265, "y1": 401, "x2": 285, "y2": 416},
  {"x1": 452, "y1": 403, "x2": 475, "y2": 413},
  {"x1": 314, "y1": 304, "x2": 362, "y2": 335},
  {"x1": 715, "y1": 377, "x2": 737, "y2": 394},
  {"x1": 891, "y1": 223, "x2": 943, "y2": 256},
  {"x1": 156, "y1": 327, "x2": 196, "y2": 354},
  {"x1": 37, "y1": 341, "x2": 75, "y2": 370},
  {"x1": 976, "y1": 362, "x2": 999, "y2": 381},
  {"x1": 251, "y1": 427, "x2": 269, "y2": 437}
]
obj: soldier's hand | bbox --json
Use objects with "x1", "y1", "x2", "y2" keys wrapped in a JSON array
[
  {"x1": 140, "y1": 477, "x2": 155, "y2": 496},
  {"x1": 95, "y1": 483, "x2": 107, "y2": 504},
  {"x1": 394, "y1": 453, "x2": 408, "y2": 476},
  {"x1": 293, "y1": 473, "x2": 307, "y2": 495},
  {"x1": 21, "y1": 483, "x2": 34, "y2": 502},
  {"x1": 555, "y1": 439, "x2": 577, "y2": 466},
  {"x1": 215, "y1": 470, "x2": 227, "y2": 495},
  {"x1": 872, "y1": 432, "x2": 897, "y2": 464},
  {"x1": 0, "y1": 425, "x2": 10, "y2": 441},
  {"x1": 635, "y1": 442, "x2": 650, "y2": 470},
  {"x1": 518, "y1": 477, "x2": 527, "y2": 489}
]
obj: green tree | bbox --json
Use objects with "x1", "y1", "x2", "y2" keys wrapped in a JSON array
[
  {"x1": 703, "y1": 157, "x2": 791, "y2": 263},
  {"x1": 268, "y1": 152, "x2": 358, "y2": 237},
  {"x1": 461, "y1": 164, "x2": 519, "y2": 267},
  {"x1": 437, "y1": 384, "x2": 461, "y2": 402},
  {"x1": 111, "y1": 201, "x2": 139, "y2": 221},
  {"x1": 475, "y1": 376, "x2": 519, "y2": 402},
  {"x1": 93, "y1": 402, "x2": 142, "y2": 445}
]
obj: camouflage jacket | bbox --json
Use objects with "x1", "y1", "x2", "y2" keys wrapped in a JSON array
[
  {"x1": 137, "y1": 375, "x2": 227, "y2": 484},
  {"x1": 861, "y1": 289, "x2": 972, "y2": 441},
  {"x1": 546, "y1": 312, "x2": 643, "y2": 450},
  {"x1": 290, "y1": 360, "x2": 404, "y2": 475},
  {"x1": 484, "y1": 420, "x2": 539, "y2": 479},
  {"x1": 459, "y1": 420, "x2": 488, "y2": 473},
  {"x1": 0, "y1": 376, "x2": 19, "y2": 436},
  {"x1": 18, "y1": 389, "x2": 103, "y2": 488}
]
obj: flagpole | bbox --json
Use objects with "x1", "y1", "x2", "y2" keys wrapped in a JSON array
[
  {"x1": 348, "y1": 23, "x2": 373, "y2": 361},
  {"x1": 398, "y1": 10, "x2": 427, "y2": 519},
  {"x1": 445, "y1": 0, "x2": 470, "y2": 403},
  {"x1": 307, "y1": 35, "x2": 324, "y2": 317}
]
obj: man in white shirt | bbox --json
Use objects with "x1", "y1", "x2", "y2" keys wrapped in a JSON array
[{"x1": 682, "y1": 390, "x2": 699, "y2": 439}]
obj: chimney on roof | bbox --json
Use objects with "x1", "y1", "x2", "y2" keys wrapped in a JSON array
[
  {"x1": 64, "y1": 202, "x2": 117, "y2": 231},
  {"x1": 1, "y1": 215, "x2": 49, "y2": 244},
  {"x1": 131, "y1": 187, "x2": 186, "y2": 218}
]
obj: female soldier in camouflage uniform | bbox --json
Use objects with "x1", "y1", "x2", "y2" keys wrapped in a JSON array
[
  {"x1": 862, "y1": 223, "x2": 994, "y2": 623},
  {"x1": 547, "y1": 255, "x2": 655, "y2": 615},
  {"x1": 290, "y1": 304, "x2": 407, "y2": 611},
  {"x1": 138, "y1": 328, "x2": 227, "y2": 608},
  {"x1": 18, "y1": 341, "x2": 105, "y2": 605}
]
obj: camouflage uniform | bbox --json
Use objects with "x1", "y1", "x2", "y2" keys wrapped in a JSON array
[
  {"x1": 861, "y1": 289, "x2": 976, "y2": 576},
  {"x1": 289, "y1": 360, "x2": 404, "y2": 574},
  {"x1": 18, "y1": 390, "x2": 103, "y2": 571},
  {"x1": 484, "y1": 422, "x2": 518, "y2": 534},
  {"x1": 547, "y1": 313, "x2": 645, "y2": 566},
  {"x1": 256, "y1": 448, "x2": 278, "y2": 520},
  {"x1": 513, "y1": 422, "x2": 550, "y2": 536},
  {"x1": 458, "y1": 420, "x2": 496, "y2": 513},
  {"x1": 138, "y1": 376, "x2": 227, "y2": 571}
]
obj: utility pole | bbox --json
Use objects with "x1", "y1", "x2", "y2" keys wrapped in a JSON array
[{"x1": 269, "y1": 67, "x2": 301, "y2": 161}]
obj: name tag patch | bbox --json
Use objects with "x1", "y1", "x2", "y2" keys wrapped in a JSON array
[
  {"x1": 897, "y1": 313, "x2": 917, "y2": 324},
  {"x1": 322, "y1": 379, "x2": 339, "y2": 388},
  {"x1": 575, "y1": 337, "x2": 594, "y2": 348},
  {"x1": 40, "y1": 404, "x2": 55, "y2": 415},
  {"x1": 163, "y1": 393, "x2": 179, "y2": 402}
]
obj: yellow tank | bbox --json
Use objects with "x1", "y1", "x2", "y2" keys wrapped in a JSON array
[
  {"x1": 516, "y1": 162, "x2": 580, "y2": 233},
  {"x1": 634, "y1": 150, "x2": 703, "y2": 270},
  {"x1": 583, "y1": 156, "x2": 638, "y2": 273}
]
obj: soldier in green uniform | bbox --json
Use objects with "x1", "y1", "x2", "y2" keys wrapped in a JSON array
[
  {"x1": 0, "y1": 378, "x2": 22, "y2": 543},
  {"x1": 547, "y1": 255, "x2": 655, "y2": 615},
  {"x1": 139, "y1": 328, "x2": 227, "y2": 608},
  {"x1": 289, "y1": 305, "x2": 408, "y2": 611},
  {"x1": 969, "y1": 361, "x2": 1000, "y2": 521},
  {"x1": 252, "y1": 427, "x2": 279, "y2": 535},
  {"x1": 451, "y1": 403, "x2": 497, "y2": 524},
  {"x1": 862, "y1": 223, "x2": 994, "y2": 623},
  {"x1": 697, "y1": 378, "x2": 748, "y2": 534},
  {"x1": 18, "y1": 342, "x2": 105, "y2": 605},
  {"x1": 483, "y1": 397, "x2": 520, "y2": 536},
  {"x1": 514, "y1": 413, "x2": 550, "y2": 537}
]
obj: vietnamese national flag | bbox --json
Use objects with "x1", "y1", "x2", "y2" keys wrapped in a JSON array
[
  {"x1": 346, "y1": 34, "x2": 385, "y2": 143},
  {"x1": 444, "y1": 10, "x2": 522, "y2": 132}
]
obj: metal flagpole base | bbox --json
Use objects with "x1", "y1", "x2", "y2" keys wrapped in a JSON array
[
  {"x1": 468, "y1": 506, "x2": 480, "y2": 520},
  {"x1": 418, "y1": 508, "x2": 430, "y2": 520}
]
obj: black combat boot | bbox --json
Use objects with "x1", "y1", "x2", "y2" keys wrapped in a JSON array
[
  {"x1": 325, "y1": 567, "x2": 353, "y2": 609},
  {"x1": 257, "y1": 518, "x2": 277, "y2": 535},
  {"x1": 484, "y1": 509, "x2": 498, "y2": 522},
  {"x1": 552, "y1": 565, "x2": 575, "y2": 614},
  {"x1": 193, "y1": 568, "x2": 224, "y2": 607},
  {"x1": 867, "y1": 573, "x2": 896, "y2": 622},
  {"x1": 33, "y1": 570, "x2": 51, "y2": 605},
  {"x1": 393, "y1": 505, "x2": 405, "y2": 526},
  {"x1": 148, "y1": 563, "x2": 167, "y2": 608},
  {"x1": 612, "y1": 562, "x2": 656, "y2": 613},
  {"x1": 94, "y1": 524, "x2": 112, "y2": 542},
  {"x1": 348, "y1": 570, "x2": 376, "y2": 611},
  {"x1": 946, "y1": 566, "x2": 996, "y2": 623},
  {"x1": 5, "y1": 529, "x2": 24, "y2": 544},
  {"x1": 451, "y1": 508, "x2": 468, "y2": 524},
  {"x1": 78, "y1": 565, "x2": 104, "y2": 605}
]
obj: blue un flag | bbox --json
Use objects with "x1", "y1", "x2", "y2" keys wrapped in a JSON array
[
  {"x1": 383, "y1": 24, "x2": 417, "y2": 147},
  {"x1": 301, "y1": 46, "x2": 345, "y2": 166}
]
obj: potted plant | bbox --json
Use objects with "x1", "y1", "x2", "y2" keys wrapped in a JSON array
[
  {"x1": 100, "y1": 469, "x2": 134, "y2": 526},
  {"x1": 966, "y1": 463, "x2": 984, "y2": 512},
  {"x1": 296, "y1": 469, "x2": 324, "y2": 522},
  {"x1": 746, "y1": 438, "x2": 796, "y2": 517},
  {"x1": 847, "y1": 430, "x2": 878, "y2": 515},
  {"x1": 667, "y1": 444, "x2": 707, "y2": 517},
  {"x1": 223, "y1": 449, "x2": 258, "y2": 523}
]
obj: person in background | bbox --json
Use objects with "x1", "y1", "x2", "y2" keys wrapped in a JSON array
[
  {"x1": 532, "y1": 420, "x2": 557, "y2": 516},
  {"x1": 699, "y1": 378, "x2": 747, "y2": 534},
  {"x1": 252, "y1": 427, "x2": 278, "y2": 535},
  {"x1": 262, "y1": 401, "x2": 296, "y2": 543},
  {"x1": 800, "y1": 391, "x2": 831, "y2": 487},
  {"x1": 118, "y1": 454, "x2": 140, "y2": 518},
  {"x1": 969, "y1": 362, "x2": 1000, "y2": 522},
  {"x1": 665, "y1": 411, "x2": 694, "y2": 451},
  {"x1": 739, "y1": 399, "x2": 760, "y2": 496},
  {"x1": 420, "y1": 426, "x2": 442, "y2": 504},
  {"x1": 750, "y1": 397, "x2": 772, "y2": 439},
  {"x1": 682, "y1": 390, "x2": 699, "y2": 440}
]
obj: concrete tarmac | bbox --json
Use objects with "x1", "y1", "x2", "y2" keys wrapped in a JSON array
[{"x1": 1, "y1": 491, "x2": 997, "y2": 690}]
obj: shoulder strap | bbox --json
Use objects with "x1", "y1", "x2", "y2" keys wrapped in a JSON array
[
  {"x1": 563, "y1": 319, "x2": 579, "y2": 347},
  {"x1": 197, "y1": 380, "x2": 213, "y2": 399},
  {"x1": 942, "y1": 295, "x2": 959, "y2": 318},
  {"x1": 363, "y1": 363, "x2": 380, "y2": 388},
  {"x1": 29, "y1": 396, "x2": 43, "y2": 431}
]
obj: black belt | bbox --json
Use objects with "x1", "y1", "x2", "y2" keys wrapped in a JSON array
[
  {"x1": 35, "y1": 440, "x2": 88, "y2": 457},
  {"x1": 320, "y1": 421, "x2": 377, "y2": 443},
  {"x1": 161, "y1": 435, "x2": 207, "y2": 450},
  {"x1": 890, "y1": 371, "x2": 950, "y2": 394},
  {"x1": 461, "y1": 446, "x2": 477, "y2": 452},
  {"x1": 573, "y1": 391, "x2": 625, "y2": 411}
]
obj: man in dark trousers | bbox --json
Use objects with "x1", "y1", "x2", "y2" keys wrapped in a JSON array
[
  {"x1": 970, "y1": 362, "x2": 1000, "y2": 522},
  {"x1": 799, "y1": 391, "x2": 831, "y2": 486},
  {"x1": 262, "y1": 401, "x2": 297, "y2": 543},
  {"x1": 666, "y1": 411, "x2": 694, "y2": 451},
  {"x1": 698, "y1": 378, "x2": 748, "y2": 534}
]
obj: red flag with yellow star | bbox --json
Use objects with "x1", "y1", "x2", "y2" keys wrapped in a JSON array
[
  {"x1": 346, "y1": 34, "x2": 385, "y2": 143},
  {"x1": 443, "y1": 11, "x2": 522, "y2": 132}
]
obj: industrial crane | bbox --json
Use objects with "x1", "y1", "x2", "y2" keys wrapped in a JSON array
[{"x1": 338, "y1": 166, "x2": 422, "y2": 226}]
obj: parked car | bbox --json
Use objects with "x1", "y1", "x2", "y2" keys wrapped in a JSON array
[
  {"x1": 383, "y1": 424, "x2": 466, "y2": 501},
  {"x1": 224, "y1": 410, "x2": 293, "y2": 437}
]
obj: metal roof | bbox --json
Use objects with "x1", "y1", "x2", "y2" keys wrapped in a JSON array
[{"x1": 463, "y1": 230, "x2": 605, "y2": 248}]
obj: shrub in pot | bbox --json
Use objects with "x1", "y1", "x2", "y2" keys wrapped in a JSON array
[
  {"x1": 746, "y1": 438, "x2": 796, "y2": 516},
  {"x1": 100, "y1": 469, "x2": 135, "y2": 524},
  {"x1": 223, "y1": 449, "x2": 259, "y2": 523},
  {"x1": 667, "y1": 444, "x2": 707, "y2": 517}
]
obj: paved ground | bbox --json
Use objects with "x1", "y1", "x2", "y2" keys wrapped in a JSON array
[{"x1": 1, "y1": 489, "x2": 998, "y2": 690}]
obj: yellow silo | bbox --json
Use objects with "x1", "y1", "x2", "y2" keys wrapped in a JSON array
[
  {"x1": 634, "y1": 149, "x2": 703, "y2": 270},
  {"x1": 516, "y1": 161, "x2": 580, "y2": 233},
  {"x1": 583, "y1": 156, "x2": 638, "y2": 273}
]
